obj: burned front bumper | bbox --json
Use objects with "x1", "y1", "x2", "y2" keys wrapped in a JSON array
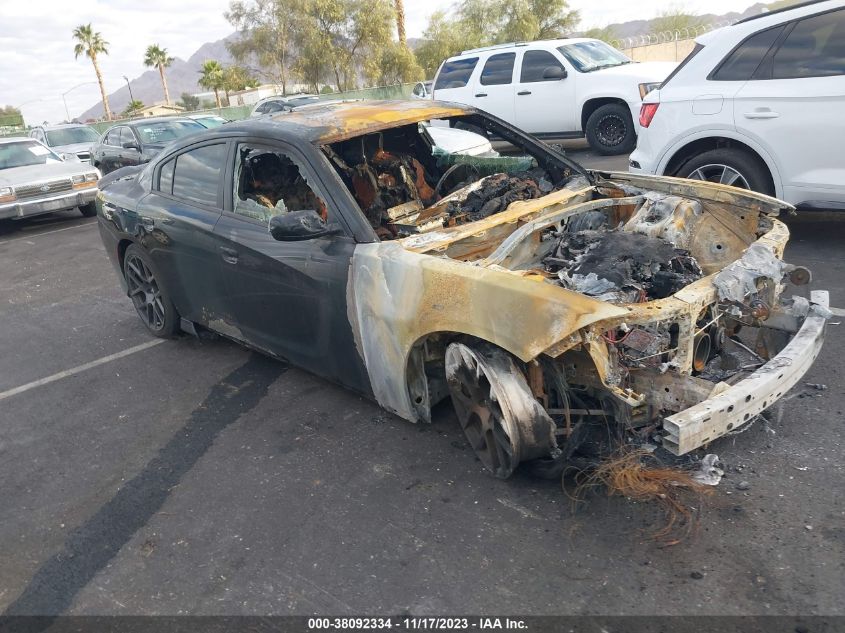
[
  {"x1": 662, "y1": 290, "x2": 829, "y2": 454},
  {"x1": 0, "y1": 188, "x2": 98, "y2": 220}
]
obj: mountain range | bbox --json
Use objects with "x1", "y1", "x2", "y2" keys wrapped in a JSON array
[{"x1": 78, "y1": 3, "x2": 771, "y2": 121}]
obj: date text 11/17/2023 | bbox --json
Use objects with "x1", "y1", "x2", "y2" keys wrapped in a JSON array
[{"x1": 306, "y1": 617, "x2": 528, "y2": 630}]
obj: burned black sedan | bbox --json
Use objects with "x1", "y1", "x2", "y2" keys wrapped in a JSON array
[{"x1": 96, "y1": 101, "x2": 829, "y2": 480}]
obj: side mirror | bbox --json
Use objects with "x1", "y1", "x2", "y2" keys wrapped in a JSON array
[
  {"x1": 269, "y1": 210, "x2": 341, "y2": 241},
  {"x1": 122, "y1": 141, "x2": 140, "y2": 151},
  {"x1": 543, "y1": 66, "x2": 566, "y2": 80}
]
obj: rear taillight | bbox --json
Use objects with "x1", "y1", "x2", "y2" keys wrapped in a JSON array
[{"x1": 639, "y1": 103, "x2": 659, "y2": 128}]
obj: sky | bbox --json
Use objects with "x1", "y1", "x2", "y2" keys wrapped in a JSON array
[{"x1": 0, "y1": 0, "x2": 759, "y2": 125}]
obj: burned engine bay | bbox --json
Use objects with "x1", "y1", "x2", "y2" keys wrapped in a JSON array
[{"x1": 322, "y1": 116, "x2": 577, "y2": 239}]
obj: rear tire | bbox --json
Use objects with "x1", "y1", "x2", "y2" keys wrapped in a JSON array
[
  {"x1": 79, "y1": 202, "x2": 97, "y2": 217},
  {"x1": 585, "y1": 103, "x2": 636, "y2": 156},
  {"x1": 123, "y1": 244, "x2": 180, "y2": 338},
  {"x1": 677, "y1": 148, "x2": 773, "y2": 195}
]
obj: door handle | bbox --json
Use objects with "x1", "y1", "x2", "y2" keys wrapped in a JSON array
[
  {"x1": 517, "y1": 90, "x2": 532, "y2": 96},
  {"x1": 744, "y1": 109, "x2": 780, "y2": 119},
  {"x1": 219, "y1": 246, "x2": 239, "y2": 265},
  {"x1": 475, "y1": 93, "x2": 487, "y2": 97}
]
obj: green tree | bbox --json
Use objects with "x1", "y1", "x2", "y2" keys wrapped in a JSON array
[
  {"x1": 0, "y1": 105, "x2": 22, "y2": 115},
  {"x1": 72, "y1": 24, "x2": 112, "y2": 121},
  {"x1": 582, "y1": 25, "x2": 618, "y2": 44},
  {"x1": 177, "y1": 92, "x2": 201, "y2": 111},
  {"x1": 198, "y1": 60, "x2": 225, "y2": 108},
  {"x1": 122, "y1": 99, "x2": 145, "y2": 117},
  {"x1": 226, "y1": 0, "x2": 304, "y2": 94},
  {"x1": 144, "y1": 44, "x2": 175, "y2": 105},
  {"x1": 415, "y1": 0, "x2": 579, "y2": 76},
  {"x1": 415, "y1": 10, "x2": 469, "y2": 77},
  {"x1": 364, "y1": 40, "x2": 424, "y2": 86},
  {"x1": 303, "y1": 0, "x2": 395, "y2": 92}
]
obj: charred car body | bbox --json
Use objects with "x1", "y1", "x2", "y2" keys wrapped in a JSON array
[{"x1": 96, "y1": 101, "x2": 830, "y2": 479}]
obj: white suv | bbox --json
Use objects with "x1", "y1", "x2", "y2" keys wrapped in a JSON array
[
  {"x1": 432, "y1": 39, "x2": 676, "y2": 155},
  {"x1": 630, "y1": 0, "x2": 845, "y2": 209}
]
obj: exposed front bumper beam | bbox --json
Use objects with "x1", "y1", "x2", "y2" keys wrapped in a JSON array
[{"x1": 662, "y1": 290, "x2": 829, "y2": 455}]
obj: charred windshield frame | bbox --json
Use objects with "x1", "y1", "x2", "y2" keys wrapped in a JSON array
[{"x1": 557, "y1": 41, "x2": 632, "y2": 73}]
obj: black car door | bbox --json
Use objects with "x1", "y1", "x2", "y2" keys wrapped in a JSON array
[
  {"x1": 100, "y1": 128, "x2": 121, "y2": 173},
  {"x1": 136, "y1": 140, "x2": 231, "y2": 326},
  {"x1": 211, "y1": 139, "x2": 370, "y2": 394}
]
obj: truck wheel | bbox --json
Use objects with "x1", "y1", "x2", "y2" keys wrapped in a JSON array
[
  {"x1": 79, "y1": 202, "x2": 97, "y2": 217},
  {"x1": 677, "y1": 148, "x2": 774, "y2": 195},
  {"x1": 585, "y1": 103, "x2": 636, "y2": 156}
]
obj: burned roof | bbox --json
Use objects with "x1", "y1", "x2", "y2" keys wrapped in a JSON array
[{"x1": 232, "y1": 100, "x2": 473, "y2": 144}]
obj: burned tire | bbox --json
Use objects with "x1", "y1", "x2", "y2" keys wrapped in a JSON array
[
  {"x1": 123, "y1": 244, "x2": 180, "y2": 338},
  {"x1": 445, "y1": 342, "x2": 556, "y2": 479},
  {"x1": 79, "y1": 202, "x2": 97, "y2": 217},
  {"x1": 677, "y1": 148, "x2": 773, "y2": 195},
  {"x1": 585, "y1": 103, "x2": 636, "y2": 156}
]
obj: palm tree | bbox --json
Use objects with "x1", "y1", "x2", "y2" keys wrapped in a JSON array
[
  {"x1": 394, "y1": 0, "x2": 407, "y2": 45},
  {"x1": 73, "y1": 24, "x2": 112, "y2": 121},
  {"x1": 144, "y1": 44, "x2": 175, "y2": 105},
  {"x1": 198, "y1": 60, "x2": 224, "y2": 109},
  {"x1": 122, "y1": 99, "x2": 145, "y2": 117}
]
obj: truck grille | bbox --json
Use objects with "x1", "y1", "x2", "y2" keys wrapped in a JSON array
[{"x1": 14, "y1": 178, "x2": 73, "y2": 200}]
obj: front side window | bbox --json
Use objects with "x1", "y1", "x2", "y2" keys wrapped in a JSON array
[
  {"x1": 171, "y1": 143, "x2": 227, "y2": 207},
  {"x1": 434, "y1": 57, "x2": 479, "y2": 89},
  {"x1": 520, "y1": 50, "x2": 566, "y2": 82},
  {"x1": 120, "y1": 128, "x2": 136, "y2": 147},
  {"x1": 480, "y1": 53, "x2": 516, "y2": 86},
  {"x1": 711, "y1": 26, "x2": 783, "y2": 81},
  {"x1": 232, "y1": 143, "x2": 328, "y2": 224},
  {"x1": 772, "y1": 9, "x2": 845, "y2": 79},
  {"x1": 557, "y1": 41, "x2": 631, "y2": 72},
  {"x1": 105, "y1": 129, "x2": 121, "y2": 146}
]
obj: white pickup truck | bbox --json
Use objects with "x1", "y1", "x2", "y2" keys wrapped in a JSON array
[{"x1": 432, "y1": 39, "x2": 676, "y2": 155}]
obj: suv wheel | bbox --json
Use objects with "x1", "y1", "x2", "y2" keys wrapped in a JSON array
[
  {"x1": 677, "y1": 148, "x2": 773, "y2": 195},
  {"x1": 585, "y1": 103, "x2": 636, "y2": 156}
]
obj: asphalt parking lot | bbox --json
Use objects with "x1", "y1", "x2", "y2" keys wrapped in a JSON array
[{"x1": 1, "y1": 146, "x2": 843, "y2": 617}]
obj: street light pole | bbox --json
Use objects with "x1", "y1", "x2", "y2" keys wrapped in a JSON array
[
  {"x1": 61, "y1": 81, "x2": 99, "y2": 122},
  {"x1": 123, "y1": 76, "x2": 135, "y2": 103}
]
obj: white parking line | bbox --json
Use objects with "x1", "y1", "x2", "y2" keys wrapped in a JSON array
[
  {"x1": 0, "y1": 220, "x2": 97, "y2": 245},
  {"x1": 0, "y1": 339, "x2": 165, "y2": 402}
]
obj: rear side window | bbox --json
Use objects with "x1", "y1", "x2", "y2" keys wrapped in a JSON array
[
  {"x1": 480, "y1": 53, "x2": 516, "y2": 85},
  {"x1": 158, "y1": 159, "x2": 175, "y2": 194},
  {"x1": 520, "y1": 50, "x2": 565, "y2": 83},
  {"x1": 434, "y1": 57, "x2": 479, "y2": 89},
  {"x1": 772, "y1": 9, "x2": 845, "y2": 79},
  {"x1": 171, "y1": 143, "x2": 227, "y2": 207},
  {"x1": 711, "y1": 26, "x2": 783, "y2": 80}
]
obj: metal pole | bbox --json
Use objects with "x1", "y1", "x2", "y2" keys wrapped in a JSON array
[{"x1": 123, "y1": 76, "x2": 135, "y2": 103}]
